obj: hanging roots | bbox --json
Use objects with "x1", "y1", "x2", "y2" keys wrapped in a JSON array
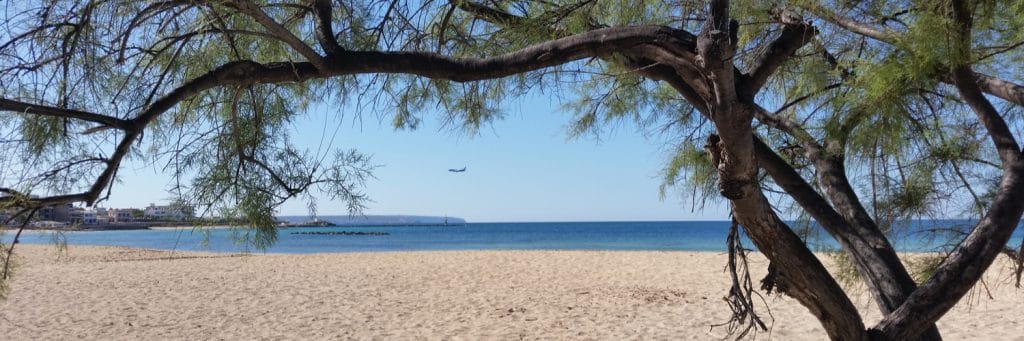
[{"x1": 713, "y1": 217, "x2": 771, "y2": 339}]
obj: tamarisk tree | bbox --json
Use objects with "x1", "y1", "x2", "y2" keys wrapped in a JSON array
[{"x1": 1, "y1": 1, "x2": 1022, "y2": 339}]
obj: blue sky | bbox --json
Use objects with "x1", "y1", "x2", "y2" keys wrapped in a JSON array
[{"x1": 105, "y1": 94, "x2": 729, "y2": 222}]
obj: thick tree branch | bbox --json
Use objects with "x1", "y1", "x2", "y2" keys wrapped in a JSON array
[
  {"x1": 752, "y1": 114, "x2": 942, "y2": 340},
  {"x1": 958, "y1": 73, "x2": 1024, "y2": 110},
  {"x1": 953, "y1": 72, "x2": 1021, "y2": 164},
  {"x1": 873, "y1": 156, "x2": 1024, "y2": 340},
  {"x1": 696, "y1": 0, "x2": 738, "y2": 115},
  {"x1": 692, "y1": 2, "x2": 869, "y2": 339},
  {"x1": 729, "y1": 186, "x2": 869, "y2": 341},
  {"x1": 311, "y1": 0, "x2": 343, "y2": 54},
  {"x1": 0, "y1": 98, "x2": 131, "y2": 130},
  {"x1": 323, "y1": 26, "x2": 694, "y2": 81},
  {"x1": 739, "y1": 9, "x2": 817, "y2": 99}
]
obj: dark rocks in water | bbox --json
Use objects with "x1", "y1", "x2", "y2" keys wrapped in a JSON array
[{"x1": 289, "y1": 231, "x2": 389, "y2": 236}]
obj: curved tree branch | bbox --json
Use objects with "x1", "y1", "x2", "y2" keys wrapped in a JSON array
[
  {"x1": 739, "y1": 9, "x2": 817, "y2": 99},
  {"x1": 311, "y1": 0, "x2": 343, "y2": 55},
  {"x1": 872, "y1": 4, "x2": 1024, "y2": 339},
  {"x1": 2, "y1": 25, "x2": 695, "y2": 211},
  {"x1": 972, "y1": 74, "x2": 1024, "y2": 107}
]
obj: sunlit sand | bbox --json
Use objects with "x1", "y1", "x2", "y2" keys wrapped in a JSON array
[{"x1": 1, "y1": 245, "x2": 1020, "y2": 340}]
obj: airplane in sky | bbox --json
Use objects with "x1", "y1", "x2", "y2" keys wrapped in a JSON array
[{"x1": 448, "y1": 167, "x2": 467, "y2": 173}]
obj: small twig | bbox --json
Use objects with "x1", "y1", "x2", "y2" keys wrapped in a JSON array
[{"x1": 3, "y1": 208, "x2": 38, "y2": 281}]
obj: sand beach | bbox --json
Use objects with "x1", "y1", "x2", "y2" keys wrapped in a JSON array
[{"x1": 1, "y1": 245, "x2": 1021, "y2": 340}]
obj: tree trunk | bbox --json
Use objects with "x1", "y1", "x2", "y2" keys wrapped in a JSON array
[
  {"x1": 730, "y1": 189, "x2": 870, "y2": 340},
  {"x1": 708, "y1": 122, "x2": 868, "y2": 341},
  {"x1": 696, "y1": 2, "x2": 868, "y2": 338},
  {"x1": 753, "y1": 139, "x2": 944, "y2": 341}
]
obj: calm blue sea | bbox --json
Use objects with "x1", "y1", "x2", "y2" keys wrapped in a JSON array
[{"x1": 3, "y1": 219, "x2": 1022, "y2": 254}]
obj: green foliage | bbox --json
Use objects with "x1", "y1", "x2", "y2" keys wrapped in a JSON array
[
  {"x1": 828, "y1": 250, "x2": 863, "y2": 290},
  {"x1": 874, "y1": 163, "x2": 938, "y2": 225},
  {"x1": 907, "y1": 254, "x2": 945, "y2": 284},
  {"x1": 563, "y1": 68, "x2": 647, "y2": 137},
  {"x1": 660, "y1": 141, "x2": 717, "y2": 205},
  {"x1": 229, "y1": 189, "x2": 279, "y2": 251},
  {"x1": 20, "y1": 116, "x2": 70, "y2": 156}
]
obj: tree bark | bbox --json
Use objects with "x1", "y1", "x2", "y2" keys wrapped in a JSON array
[
  {"x1": 729, "y1": 187, "x2": 870, "y2": 340},
  {"x1": 693, "y1": 3, "x2": 869, "y2": 337},
  {"x1": 812, "y1": 156, "x2": 942, "y2": 341}
]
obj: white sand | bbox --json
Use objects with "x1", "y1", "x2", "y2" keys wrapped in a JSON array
[{"x1": 1, "y1": 245, "x2": 1021, "y2": 340}]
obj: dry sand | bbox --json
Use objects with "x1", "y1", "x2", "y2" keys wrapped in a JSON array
[{"x1": 1, "y1": 244, "x2": 1021, "y2": 340}]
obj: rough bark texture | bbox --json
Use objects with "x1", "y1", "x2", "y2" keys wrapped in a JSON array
[
  {"x1": 694, "y1": 2, "x2": 868, "y2": 339},
  {"x1": 730, "y1": 191, "x2": 869, "y2": 340},
  {"x1": 813, "y1": 156, "x2": 942, "y2": 341}
]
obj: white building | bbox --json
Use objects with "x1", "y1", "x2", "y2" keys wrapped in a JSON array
[
  {"x1": 143, "y1": 203, "x2": 190, "y2": 221},
  {"x1": 69, "y1": 207, "x2": 110, "y2": 225},
  {"x1": 107, "y1": 208, "x2": 134, "y2": 222},
  {"x1": 67, "y1": 207, "x2": 84, "y2": 223}
]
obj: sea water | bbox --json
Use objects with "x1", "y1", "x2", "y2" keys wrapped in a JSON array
[{"x1": 3, "y1": 220, "x2": 1023, "y2": 254}]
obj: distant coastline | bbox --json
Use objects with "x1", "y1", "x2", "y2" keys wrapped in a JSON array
[
  {"x1": 3, "y1": 214, "x2": 468, "y2": 232},
  {"x1": 276, "y1": 215, "x2": 467, "y2": 227}
]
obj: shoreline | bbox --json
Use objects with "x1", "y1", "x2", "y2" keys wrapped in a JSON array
[
  {"x1": 1, "y1": 228, "x2": 976, "y2": 256},
  {"x1": 1, "y1": 222, "x2": 469, "y2": 232},
  {"x1": 2, "y1": 245, "x2": 1020, "y2": 340},
  {"x1": 1, "y1": 241, "x2": 959, "y2": 257}
]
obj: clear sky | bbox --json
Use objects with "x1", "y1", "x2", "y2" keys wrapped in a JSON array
[{"x1": 104, "y1": 93, "x2": 730, "y2": 222}]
